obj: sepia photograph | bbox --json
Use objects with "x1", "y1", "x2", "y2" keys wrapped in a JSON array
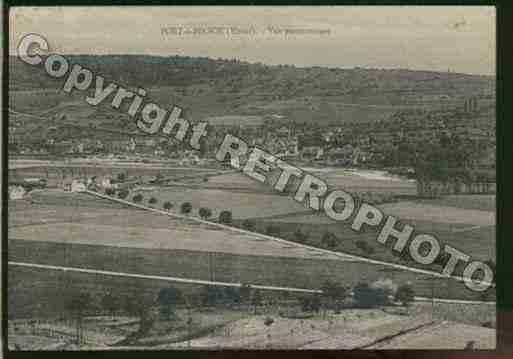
[{"x1": 6, "y1": 5, "x2": 498, "y2": 350}]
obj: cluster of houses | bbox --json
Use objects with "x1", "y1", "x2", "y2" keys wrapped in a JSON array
[
  {"x1": 8, "y1": 178, "x2": 48, "y2": 200},
  {"x1": 61, "y1": 174, "x2": 141, "y2": 193},
  {"x1": 8, "y1": 171, "x2": 163, "y2": 200}
]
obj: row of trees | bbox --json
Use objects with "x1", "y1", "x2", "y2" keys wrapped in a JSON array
[
  {"x1": 65, "y1": 279, "x2": 415, "y2": 343},
  {"x1": 303, "y1": 280, "x2": 415, "y2": 314},
  {"x1": 104, "y1": 188, "x2": 234, "y2": 224},
  {"x1": 105, "y1": 188, "x2": 375, "y2": 257}
]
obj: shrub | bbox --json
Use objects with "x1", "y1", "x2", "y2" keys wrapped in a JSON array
[
  {"x1": 301, "y1": 295, "x2": 321, "y2": 313},
  {"x1": 395, "y1": 284, "x2": 415, "y2": 306},
  {"x1": 321, "y1": 232, "x2": 338, "y2": 249},
  {"x1": 251, "y1": 290, "x2": 263, "y2": 314},
  {"x1": 355, "y1": 240, "x2": 367, "y2": 252},
  {"x1": 105, "y1": 188, "x2": 115, "y2": 196},
  {"x1": 148, "y1": 197, "x2": 158, "y2": 206},
  {"x1": 293, "y1": 229, "x2": 308, "y2": 244},
  {"x1": 117, "y1": 189, "x2": 129, "y2": 199},
  {"x1": 199, "y1": 207, "x2": 213, "y2": 220},
  {"x1": 242, "y1": 219, "x2": 256, "y2": 231},
  {"x1": 364, "y1": 245, "x2": 375, "y2": 255},
  {"x1": 321, "y1": 280, "x2": 348, "y2": 302},
  {"x1": 163, "y1": 201, "x2": 173, "y2": 211},
  {"x1": 264, "y1": 317, "x2": 274, "y2": 326},
  {"x1": 265, "y1": 225, "x2": 281, "y2": 237},
  {"x1": 356, "y1": 240, "x2": 375, "y2": 255},
  {"x1": 239, "y1": 283, "x2": 252, "y2": 304},
  {"x1": 223, "y1": 287, "x2": 242, "y2": 304},
  {"x1": 180, "y1": 202, "x2": 192, "y2": 215},
  {"x1": 200, "y1": 286, "x2": 225, "y2": 306},
  {"x1": 371, "y1": 279, "x2": 398, "y2": 298},
  {"x1": 158, "y1": 287, "x2": 184, "y2": 319},
  {"x1": 353, "y1": 282, "x2": 387, "y2": 308},
  {"x1": 219, "y1": 210, "x2": 233, "y2": 224},
  {"x1": 66, "y1": 292, "x2": 93, "y2": 316},
  {"x1": 101, "y1": 292, "x2": 120, "y2": 316},
  {"x1": 132, "y1": 193, "x2": 143, "y2": 203}
]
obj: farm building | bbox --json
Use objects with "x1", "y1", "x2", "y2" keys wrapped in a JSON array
[
  {"x1": 63, "y1": 179, "x2": 86, "y2": 192},
  {"x1": 71, "y1": 180, "x2": 86, "y2": 192},
  {"x1": 9, "y1": 185, "x2": 26, "y2": 200}
]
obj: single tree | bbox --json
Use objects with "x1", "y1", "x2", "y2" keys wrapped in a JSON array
[
  {"x1": 242, "y1": 219, "x2": 256, "y2": 231},
  {"x1": 180, "y1": 202, "x2": 192, "y2": 215},
  {"x1": 265, "y1": 225, "x2": 281, "y2": 237},
  {"x1": 364, "y1": 245, "x2": 375, "y2": 255},
  {"x1": 101, "y1": 292, "x2": 120, "y2": 317},
  {"x1": 320, "y1": 280, "x2": 348, "y2": 317},
  {"x1": 251, "y1": 290, "x2": 263, "y2": 314},
  {"x1": 321, "y1": 280, "x2": 348, "y2": 302},
  {"x1": 223, "y1": 287, "x2": 242, "y2": 305},
  {"x1": 201, "y1": 286, "x2": 224, "y2": 307},
  {"x1": 239, "y1": 283, "x2": 252, "y2": 308},
  {"x1": 395, "y1": 284, "x2": 415, "y2": 306},
  {"x1": 219, "y1": 210, "x2": 233, "y2": 224},
  {"x1": 321, "y1": 232, "x2": 338, "y2": 249},
  {"x1": 356, "y1": 240, "x2": 374, "y2": 255},
  {"x1": 132, "y1": 193, "x2": 143, "y2": 203},
  {"x1": 353, "y1": 282, "x2": 387, "y2": 308},
  {"x1": 199, "y1": 207, "x2": 213, "y2": 220},
  {"x1": 66, "y1": 292, "x2": 92, "y2": 344},
  {"x1": 264, "y1": 317, "x2": 274, "y2": 327},
  {"x1": 163, "y1": 201, "x2": 173, "y2": 211},
  {"x1": 122, "y1": 293, "x2": 155, "y2": 336},
  {"x1": 157, "y1": 287, "x2": 183, "y2": 320},
  {"x1": 293, "y1": 229, "x2": 308, "y2": 244},
  {"x1": 148, "y1": 197, "x2": 158, "y2": 206},
  {"x1": 118, "y1": 189, "x2": 129, "y2": 199},
  {"x1": 301, "y1": 295, "x2": 322, "y2": 313}
]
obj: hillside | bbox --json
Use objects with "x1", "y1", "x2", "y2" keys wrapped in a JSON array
[{"x1": 9, "y1": 55, "x2": 495, "y2": 140}]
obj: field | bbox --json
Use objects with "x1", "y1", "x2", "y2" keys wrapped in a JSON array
[
  {"x1": 167, "y1": 308, "x2": 495, "y2": 349},
  {"x1": 9, "y1": 193, "x2": 494, "y2": 311},
  {"x1": 312, "y1": 168, "x2": 417, "y2": 195},
  {"x1": 10, "y1": 219, "x2": 351, "y2": 261},
  {"x1": 262, "y1": 194, "x2": 496, "y2": 263},
  {"x1": 169, "y1": 310, "x2": 427, "y2": 349},
  {"x1": 368, "y1": 321, "x2": 495, "y2": 349},
  {"x1": 8, "y1": 188, "x2": 496, "y2": 349},
  {"x1": 131, "y1": 187, "x2": 311, "y2": 220},
  {"x1": 201, "y1": 168, "x2": 418, "y2": 196},
  {"x1": 8, "y1": 299, "x2": 495, "y2": 350},
  {"x1": 8, "y1": 308, "x2": 248, "y2": 350},
  {"x1": 195, "y1": 172, "x2": 273, "y2": 193},
  {"x1": 378, "y1": 201, "x2": 495, "y2": 227},
  {"x1": 9, "y1": 160, "x2": 224, "y2": 188},
  {"x1": 414, "y1": 195, "x2": 496, "y2": 212}
]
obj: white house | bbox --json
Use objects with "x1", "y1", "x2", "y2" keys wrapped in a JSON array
[
  {"x1": 9, "y1": 185, "x2": 26, "y2": 200},
  {"x1": 101, "y1": 176, "x2": 113, "y2": 189},
  {"x1": 71, "y1": 180, "x2": 86, "y2": 192}
]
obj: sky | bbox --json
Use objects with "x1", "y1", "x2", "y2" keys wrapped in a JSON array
[{"x1": 9, "y1": 6, "x2": 496, "y2": 75}]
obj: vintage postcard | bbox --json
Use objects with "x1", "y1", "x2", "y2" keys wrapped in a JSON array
[{"x1": 7, "y1": 6, "x2": 496, "y2": 350}]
